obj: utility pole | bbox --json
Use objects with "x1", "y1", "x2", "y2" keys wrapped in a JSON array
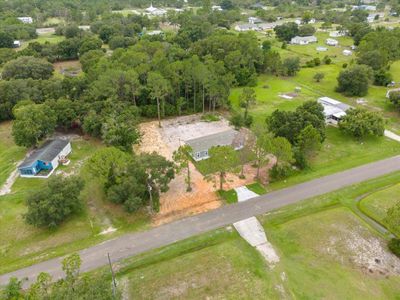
[
  {"x1": 108, "y1": 252, "x2": 117, "y2": 298},
  {"x1": 147, "y1": 172, "x2": 153, "y2": 214}
]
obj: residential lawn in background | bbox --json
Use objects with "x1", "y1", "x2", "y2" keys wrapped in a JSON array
[{"x1": 268, "y1": 127, "x2": 400, "y2": 191}]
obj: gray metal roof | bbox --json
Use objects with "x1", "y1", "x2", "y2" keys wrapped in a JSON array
[
  {"x1": 19, "y1": 139, "x2": 70, "y2": 169},
  {"x1": 185, "y1": 129, "x2": 238, "y2": 153}
]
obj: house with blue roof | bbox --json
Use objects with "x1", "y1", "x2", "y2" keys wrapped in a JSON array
[{"x1": 18, "y1": 139, "x2": 71, "y2": 178}]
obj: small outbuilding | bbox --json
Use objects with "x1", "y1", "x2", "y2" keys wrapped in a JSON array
[
  {"x1": 185, "y1": 129, "x2": 243, "y2": 161},
  {"x1": 343, "y1": 49, "x2": 352, "y2": 56},
  {"x1": 18, "y1": 139, "x2": 71, "y2": 178},
  {"x1": 326, "y1": 38, "x2": 338, "y2": 46}
]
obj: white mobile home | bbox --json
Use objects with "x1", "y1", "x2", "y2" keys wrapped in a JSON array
[
  {"x1": 290, "y1": 35, "x2": 317, "y2": 45},
  {"x1": 318, "y1": 97, "x2": 351, "y2": 124}
]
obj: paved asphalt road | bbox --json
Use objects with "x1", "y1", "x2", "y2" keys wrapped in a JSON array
[{"x1": 1, "y1": 155, "x2": 400, "y2": 287}]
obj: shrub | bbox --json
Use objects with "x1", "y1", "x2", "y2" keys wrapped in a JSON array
[
  {"x1": 270, "y1": 163, "x2": 292, "y2": 181},
  {"x1": 373, "y1": 69, "x2": 392, "y2": 86},
  {"x1": 336, "y1": 65, "x2": 371, "y2": 96},
  {"x1": 323, "y1": 56, "x2": 332, "y2": 65},
  {"x1": 339, "y1": 108, "x2": 385, "y2": 139},
  {"x1": 313, "y1": 72, "x2": 325, "y2": 82},
  {"x1": 24, "y1": 176, "x2": 84, "y2": 228},
  {"x1": 388, "y1": 238, "x2": 400, "y2": 258}
]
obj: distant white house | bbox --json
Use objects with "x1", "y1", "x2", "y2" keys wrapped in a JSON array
[
  {"x1": 145, "y1": 4, "x2": 167, "y2": 16},
  {"x1": 234, "y1": 24, "x2": 260, "y2": 32},
  {"x1": 78, "y1": 25, "x2": 90, "y2": 31},
  {"x1": 308, "y1": 18, "x2": 316, "y2": 24},
  {"x1": 329, "y1": 30, "x2": 346, "y2": 37},
  {"x1": 367, "y1": 13, "x2": 384, "y2": 23},
  {"x1": 17, "y1": 16, "x2": 33, "y2": 24},
  {"x1": 318, "y1": 97, "x2": 351, "y2": 125},
  {"x1": 343, "y1": 49, "x2": 353, "y2": 56},
  {"x1": 352, "y1": 5, "x2": 376, "y2": 11},
  {"x1": 294, "y1": 18, "x2": 302, "y2": 25},
  {"x1": 13, "y1": 40, "x2": 21, "y2": 48},
  {"x1": 147, "y1": 30, "x2": 163, "y2": 36},
  {"x1": 234, "y1": 22, "x2": 276, "y2": 32},
  {"x1": 290, "y1": 35, "x2": 317, "y2": 45},
  {"x1": 326, "y1": 38, "x2": 338, "y2": 46},
  {"x1": 257, "y1": 23, "x2": 277, "y2": 30},
  {"x1": 316, "y1": 46, "x2": 328, "y2": 52},
  {"x1": 212, "y1": 5, "x2": 223, "y2": 11},
  {"x1": 248, "y1": 17, "x2": 262, "y2": 24}
]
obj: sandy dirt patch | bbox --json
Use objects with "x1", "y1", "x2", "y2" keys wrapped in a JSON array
[
  {"x1": 325, "y1": 223, "x2": 400, "y2": 276},
  {"x1": 137, "y1": 116, "x2": 274, "y2": 225},
  {"x1": 138, "y1": 118, "x2": 224, "y2": 225}
]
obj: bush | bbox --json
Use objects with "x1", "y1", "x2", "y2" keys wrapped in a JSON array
[
  {"x1": 388, "y1": 238, "x2": 400, "y2": 258},
  {"x1": 313, "y1": 72, "x2": 325, "y2": 82},
  {"x1": 323, "y1": 56, "x2": 332, "y2": 65},
  {"x1": 294, "y1": 147, "x2": 307, "y2": 169},
  {"x1": 339, "y1": 108, "x2": 385, "y2": 139},
  {"x1": 389, "y1": 91, "x2": 400, "y2": 108},
  {"x1": 336, "y1": 65, "x2": 371, "y2": 96},
  {"x1": 283, "y1": 57, "x2": 300, "y2": 76},
  {"x1": 373, "y1": 69, "x2": 392, "y2": 86},
  {"x1": 230, "y1": 112, "x2": 253, "y2": 129},
  {"x1": 270, "y1": 163, "x2": 292, "y2": 181},
  {"x1": 24, "y1": 176, "x2": 84, "y2": 228},
  {"x1": 342, "y1": 63, "x2": 348, "y2": 68},
  {"x1": 2, "y1": 56, "x2": 54, "y2": 80},
  {"x1": 201, "y1": 113, "x2": 220, "y2": 122}
]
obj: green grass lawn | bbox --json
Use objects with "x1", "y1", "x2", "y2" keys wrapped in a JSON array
[
  {"x1": 246, "y1": 182, "x2": 266, "y2": 194},
  {"x1": 0, "y1": 122, "x2": 25, "y2": 186},
  {"x1": 266, "y1": 207, "x2": 400, "y2": 299},
  {"x1": 19, "y1": 34, "x2": 65, "y2": 51},
  {"x1": 117, "y1": 171, "x2": 400, "y2": 299},
  {"x1": 268, "y1": 127, "x2": 400, "y2": 190},
  {"x1": 359, "y1": 183, "x2": 400, "y2": 236},
  {"x1": 218, "y1": 189, "x2": 238, "y2": 204}
]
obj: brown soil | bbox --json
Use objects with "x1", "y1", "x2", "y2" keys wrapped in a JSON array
[
  {"x1": 137, "y1": 121, "x2": 222, "y2": 225},
  {"x1": 138, "y1": 119, "x2": 274, "y2": 226}
]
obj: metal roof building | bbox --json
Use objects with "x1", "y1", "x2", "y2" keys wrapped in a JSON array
[
  {"x1": 185, "y1": 129, "x2": 242, "y2": 161},
  {"x1": 18, "y1": 139, "x2": 71, "y2": 177}
]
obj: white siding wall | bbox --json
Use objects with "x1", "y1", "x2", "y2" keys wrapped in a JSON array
[{"x1": 51, "y1": 142, "x2": 72, "y2": 169}]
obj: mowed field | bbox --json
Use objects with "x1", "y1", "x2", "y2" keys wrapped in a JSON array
[
  {"x1": 0, "y1": 122, "x2": 150, "y2": 274},
  {"x1": 243, "y1": 27, "x2": 400, "y2": 133},
  {"x1": 360, "y1": 183, "x2": 400, "y2": 236},
  {"x1": 0, "y1": 122, "x2": 25, "y2": 186},
  {"x1": 230, "y1": 73, "x2": 400, "y2": 190},
  {"x1": 119, "y1": 172, "x2": 400, "y2": 299}
]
